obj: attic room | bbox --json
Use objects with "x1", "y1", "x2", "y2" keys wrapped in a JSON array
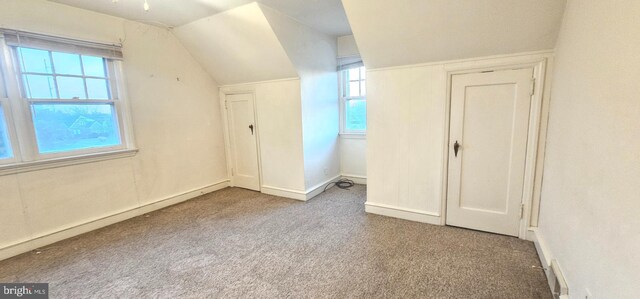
[{"x1": 0, "y1": 0, "x2": 637, "y2": 298}]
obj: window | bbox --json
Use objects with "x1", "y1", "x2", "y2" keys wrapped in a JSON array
[
  {"x1": 17, "y1": 47, "x2": 121, "y2": 154},
  {"x1": 0, "y1": 30, "x2": 135, "y2": 170},
  {"x1": 0, "y1": 106, "x2": 12, "y2": 159},
  {"x1": 340, "y1": 66, "x2": 366, "y2": 133}
]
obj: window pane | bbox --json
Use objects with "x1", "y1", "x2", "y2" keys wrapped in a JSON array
[
  {"x1": 348, "y1": 68, "x2": 360, "y2": 81},
  {"x1": 345, "y1": 99, "x2": 367, "y2": 131},
  {"x1": 23, "y1": 74, "x2": 57, "y2": 99},
  {"x1": 0, "y1": 107, "x2": 13, "y2": 159},
  {"x1": 31, "y1": 104, "x2": 121, "y2": 154},
  {"x1": 86, "y1": 79, "x2": 110, "y2": 99},
  {"x1": 82, "y1": 56, "x2": 107, "y2": 77},
  {"x1": 349, "y1": 81, "x2": 360, "y2": 97},
  {"x1": 361, "y1": 80, "x2": 366, "y2": 96},
  {"x1": 18, "y1": 48, "x2": 53, "y2": 74},
  {"x1": 360, "y1": 67, "x2": 366, "y2": 79},
  {"x1": 52, "y1": 52, "x2": 82, "y2": 76},
  {"x1": 0, "y1": 66, "x2": 7, "y2": 98},
  {"x1": 57, "y1": 76, "x2": 87, "y2": 99}
]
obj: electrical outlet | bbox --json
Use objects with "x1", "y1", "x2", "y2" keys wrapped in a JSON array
[{"x1": 323, "y1": 168, "x2": 329, "y2": 176}]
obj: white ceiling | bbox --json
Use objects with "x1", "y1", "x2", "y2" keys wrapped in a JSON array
[
  {"x1": 342, "y1": 0, "x2": 567, "y2": 68},
  {"x1": 49, "y1": 0, "x2": 352, "y2": 36},
  {"x1": 172, "y1": 3, "x2": 299, "y2": 85}
]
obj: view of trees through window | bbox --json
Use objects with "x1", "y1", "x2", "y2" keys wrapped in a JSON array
[
  {"x1": 343, "y1": 66, "x2": 366, "y2": 132},
  {"x1": 31, "y1": 104, "x2": 120, "y2": 154},
  {"x1": 15, "y1": 47, "x2": 122, "y2": 154}
]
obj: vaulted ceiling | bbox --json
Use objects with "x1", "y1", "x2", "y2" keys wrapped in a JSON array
[
  {"x1": 48, "y1": 0, "x2": 351, "y2": 36},
  {"x1": 342, "y1": 0, "x2": 567, "y2": 69},
  {"x1": 172, "y1": 2, "x2": 336, "y2": 85}
]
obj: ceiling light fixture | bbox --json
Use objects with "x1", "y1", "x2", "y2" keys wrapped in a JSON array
[{"x1": 111, "y1": 0, "x2": 151, "y2": 12}]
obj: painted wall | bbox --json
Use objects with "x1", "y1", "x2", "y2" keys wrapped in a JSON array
[
  {"x1": 366, "y1": 64, "x2": 446, "y2": 218},
  {"x1": 261, "y1": 5, "x2": 340, "y2": 189},
  {"x1": 342, "y1": 0, "x2": 565, "y2": 69},
  {"x1": 337, "y1": 35, "x2": 359, "y2": 58},
  {"x1": 365, "y1": 52, "x2": 552, "y2": 224},
  {"x1": 176, "y1": 3, "x2": 339, "y2": 194},
  {"x1": 220, "y1": 79, "x2": 306, "y2": 193},
  {"x1": 537, "y1": 1, "x2": 640, "y2": 298},
  {"x1": 340, "y1": 137, "x2": 366, "y2": 179},
  {"x1": 336, "y1": 35, "x2": 367, "y2": 181},
  {"x1": 172, "y1": 3, "x2": 298, "y2": 85},
  {"x1": 0, "y1": 0, "x2": 227, "y2": 251}
]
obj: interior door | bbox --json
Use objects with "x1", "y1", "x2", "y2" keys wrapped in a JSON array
[
  {"x1": 226, "y1": 93, "x2": 260, "y2": 191},
  {"x1": 446, "y1": 68, "x2": 533, "y2": 237}
]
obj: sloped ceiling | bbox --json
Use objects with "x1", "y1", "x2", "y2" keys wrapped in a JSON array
[
  {"x1": 342, "y1": 0, "x2": 567, "y2": 69},
  {"x1": 260, "y1": 4, "x2": 337, "y2": 75},
  {"x1": 173, "y1": 3, "x2": 298, "y2": 85},
  {"x1": 49, "y1": 0, "x2": 351, "y2": 36}
]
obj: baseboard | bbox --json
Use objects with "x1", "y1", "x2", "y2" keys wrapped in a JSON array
[
  {"x1": 529, "y1": 228, "x2": 551, "y2": 271},
  {"x1": 0, "y1": 180, "x2": 229, "y2": 261},
  {"x1": 529, "y1": 227, "x2": 556, "y2": 294},
  {"x1": 261, "y1": 185, "x2": 307, "y2": 201},
  {"x1": 261, "y1": 174, "x2": 341, "y2": 202},
  {"x1": 365, "y1": 202, "x2": 441, "y2": 225},
  {"x1": 341, "y1": 174, "x2": 366, "y2": 185},
  {"x1": 304, "y1": 174, "x2": 341, "y2": 200}
]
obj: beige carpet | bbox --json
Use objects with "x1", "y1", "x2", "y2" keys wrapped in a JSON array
[{"x1": 0, "y1": 185, "x2": 551, "y2": 298}]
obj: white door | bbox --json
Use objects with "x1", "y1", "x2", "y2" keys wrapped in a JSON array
[
  {"x1": 226, "y1": 93, "x2": 260, "y2": 191},
  {"x1": 446, "y1": 68, "x2": 533, "y2": 237}
]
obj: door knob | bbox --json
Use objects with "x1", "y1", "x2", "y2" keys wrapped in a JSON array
[
  {"x1": 453, "y1": 141, "x2": 460, "y2": 157},
  {"x1": 249, "y1": 124, "x2": 254, "y2": 135}
]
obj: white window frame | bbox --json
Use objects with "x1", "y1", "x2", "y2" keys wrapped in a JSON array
[
  {"x1": 339, "y1": 65, "x2": 367, "y2": 135},
  {"x1": 0, "y1": 31, "x2": 137, "y2": 174}
]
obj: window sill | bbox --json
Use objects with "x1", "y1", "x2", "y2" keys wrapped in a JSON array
[
  {"x1": 340, "y1": 133, "x2": 367, "y2": 139},
  {"x1": 0, "y1": 149, "x2": 138, "y2": 176}
]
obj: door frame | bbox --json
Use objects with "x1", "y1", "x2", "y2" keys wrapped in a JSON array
[
  {"x1": 219, "y1": 89, "x2": 263, "y2": 191},
  {"x1": 440, "y1": 55, "x2": 551, "y2": 239}
]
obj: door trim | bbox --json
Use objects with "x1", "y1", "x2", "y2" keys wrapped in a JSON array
[
  {"x1": 440, "y1": 56, "x2": 550, "y2": 239},
  {"x1": 219, "y1": 89, "x2": 263, "y2": 191}
]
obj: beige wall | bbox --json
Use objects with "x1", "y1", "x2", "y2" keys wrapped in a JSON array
[
  {"x1": 0, "y1": 0, "x2": 227, "y2": 252},
  {"x1": 336, "y1": 34, "x2": 367, "y2": 181},
  {"x1": 220, "y1": 79, "x2": 306, "y2": 193},
  {"x1": 367, "y1": 64, "x2": 446, "y2": 217},
  {"x1": 261, "y1": 5, "x2": 340, "y2": 189},
  {"x1": 366, "y1": 52, "x2": 552, "y2": 224},
  {"x1": 340, "y1": 137, "x2": 366, "y2": 179},
  {"x1": 537, "y1": 1, "x2": 640, "y2": 298},
  {"x1": 337, "y1": 35, "x2": 359, "y2": 58}
]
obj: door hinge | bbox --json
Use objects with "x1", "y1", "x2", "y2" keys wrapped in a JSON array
[
  {"x1": 231, "y1": 168, "x2": 234, "y2": 176},
  {"x1": 520, "y1": 203, "x2": 525, "y2": 219},
  {"x1": 530, "y1": 78, "x2": 536, "y2": 96},
  {"x1": 224, "y1": 101, "x2": 228, "y2": 109}
]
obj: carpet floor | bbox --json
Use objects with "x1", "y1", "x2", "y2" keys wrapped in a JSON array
[{"x1": 0, "y1": 185, "x2": 551, "y2": 298}]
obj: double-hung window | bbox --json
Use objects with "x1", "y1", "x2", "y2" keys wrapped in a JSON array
[
  {"x1": 340, "y1": 65, "x2": 366, "y2": 134},
  {"x1": 0, "y1": 30, "x2": 136, "y2": 171}
]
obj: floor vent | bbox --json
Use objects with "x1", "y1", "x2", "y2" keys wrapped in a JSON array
[{"x1": 549, "y1": 259, "x2": 569, "y2": 298}]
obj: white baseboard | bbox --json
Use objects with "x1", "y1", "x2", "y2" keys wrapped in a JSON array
[
  {"x1": 528, "y1": 228, "x2": 551, "y2": 269},
  {"x1": 365, "y1": 202, "x2": 441, "y2": 225},
  {"x1": 305, "y1": 174, "x2": 341, "y2": 200},
  {"x1": 0, "y1": 180, "x2": 229, "y2": 261},
  {"x1": 341, "y1": 174, "x2": 366, "y2": 185},
  {"x1": 261, "y1": 185, "x2": 307, "y2": 201},
  {"x1": 529, "y1": 227, "x2": 557, "y2": 295},
  {"x1": 261, "y1": 174, "x2": 341, "y2": 201}
]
